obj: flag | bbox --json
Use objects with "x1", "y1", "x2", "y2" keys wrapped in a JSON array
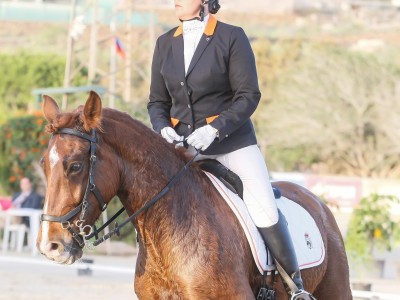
[{"x1": 115, "y1": 37, "x2": 126, "y2": 60}]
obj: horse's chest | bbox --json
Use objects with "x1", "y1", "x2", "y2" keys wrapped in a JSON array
[
  {"x1": 135, "y1": 254, "x2": 187, "y2": 297},
  {"x1": 135, "y1": 269, "x2": 186, "y2": 299}
]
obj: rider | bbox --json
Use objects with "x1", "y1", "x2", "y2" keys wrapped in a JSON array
[{"x1": 147, "y1": 1, "x2": 314, "y2": 298}]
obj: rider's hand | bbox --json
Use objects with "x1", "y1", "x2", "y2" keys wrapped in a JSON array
[
  {"x1": 186, "y1": 125, "x2": 218, "y2": 151},
  {"x1": 161, "y1": 127, "x2": 184, "y2": 144}
]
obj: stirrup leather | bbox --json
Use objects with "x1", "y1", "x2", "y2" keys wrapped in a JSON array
[{"x1": 290, "y1": 289, "x2": 317, "y2": 300}]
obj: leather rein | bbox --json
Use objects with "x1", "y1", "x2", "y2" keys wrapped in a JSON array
[{"x1": 40, "y1": 127, "x2": 199, "y2": 248}]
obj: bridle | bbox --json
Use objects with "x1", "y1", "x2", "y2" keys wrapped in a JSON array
[
  {"x1": 40, "y1": 128, "x2": 107, "y2": 247},
  {"x1": 40, "y1": 127, "x2": 200, "y2": 248}
]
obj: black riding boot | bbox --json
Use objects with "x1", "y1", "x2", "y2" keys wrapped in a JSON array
[{"x1": 258, "y1": 210, "x2": 315, "y2": 300}]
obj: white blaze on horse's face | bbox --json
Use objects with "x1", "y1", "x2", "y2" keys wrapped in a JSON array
[
  {"x1": 39, "y1": 220, "x2": 50, "y2": 252},
  {"x1": 49, "y1": 144, "x2": 60, "y2": 169},
  {"x1": 40, "y1": 148, "x2": 53, "y2": 253},
  {"x1": 40, "y1": 193, "x2": 51, "y2": 250},
  {"x1": 40, "y1": 145, "x2": 59, "y2": 256},
  {"x1": 38, "y1": 140, "x2": 83, "y2": 264},
  {"x1": 39, "y1": 92, "x2": 104, "y2": 265}
]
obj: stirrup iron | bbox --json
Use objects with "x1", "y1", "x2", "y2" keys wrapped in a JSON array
[{"x1": 290, "y1": 289, "x2": 317, "y2": 300}]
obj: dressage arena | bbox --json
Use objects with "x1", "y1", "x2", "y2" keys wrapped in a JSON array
[
  {"x1": 1, "y1": 252, "x2": 400, "y2": 300},
  {"x1": 0, "y1": 253, "x2": 138, "y2": 300}
]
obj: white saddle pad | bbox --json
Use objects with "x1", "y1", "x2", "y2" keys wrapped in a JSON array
[{"x1": 204, "y1": 172, "x2": 325, "y2": 275}]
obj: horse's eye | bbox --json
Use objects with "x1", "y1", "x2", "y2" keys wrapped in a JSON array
[
  {"x1": 68, "y1": 163, "x2": 82, "y2": 174},
  {"x1": 40, "y1": 157, "x2": 44, "y2": 165}
]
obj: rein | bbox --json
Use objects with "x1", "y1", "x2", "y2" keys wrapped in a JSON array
[
  {"x1": 92, "y1": 148, "x2": 199, "y2": 246},
  {"x1": 41, "y1": 128, "x2": 199, "y2": 248}
]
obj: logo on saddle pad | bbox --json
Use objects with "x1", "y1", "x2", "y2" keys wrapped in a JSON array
[{"x1": 305, "y1": 233, "x2": 313, "y2": 249}]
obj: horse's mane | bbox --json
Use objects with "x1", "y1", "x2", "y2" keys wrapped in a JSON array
[{"x1": 45, "y1": 105, "x2": 193, "y2": 165}]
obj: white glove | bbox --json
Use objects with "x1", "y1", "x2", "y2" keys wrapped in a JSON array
[
  {"x1": 186, "y1": 125, "x2": 218, "y2": 151},
  {"x1": 161, "y1": 127, "x2": 184, "y2": 143}
]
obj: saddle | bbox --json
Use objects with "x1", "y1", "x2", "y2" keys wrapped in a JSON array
[
  {"x1": 197, "y1": 159, "x2": 282, "y2": 200},
  {"x1": 198, "y1": 160, "x2": 320, "y2": 300}
]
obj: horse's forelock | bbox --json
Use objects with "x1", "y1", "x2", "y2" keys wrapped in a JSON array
[
  {"x1": 45, "y1": 111, "x2": 83, "y2": 134},
  {"x1": 45, "y1": 104, "x2": 106, "y2": 134}
]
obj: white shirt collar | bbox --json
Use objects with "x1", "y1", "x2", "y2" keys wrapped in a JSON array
[{"x1": 182, "y1": 14, "x2": 209, "y2": 35}]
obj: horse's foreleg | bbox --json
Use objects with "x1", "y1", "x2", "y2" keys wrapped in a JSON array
[{"x1": 135, "y1": 277, "x2": 256, "y2": 300}]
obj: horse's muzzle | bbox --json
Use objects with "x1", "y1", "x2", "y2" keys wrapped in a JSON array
[{"x1": 38, "y1": 240, "x2": 83, "y2": 265}]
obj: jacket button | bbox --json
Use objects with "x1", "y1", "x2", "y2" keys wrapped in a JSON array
[
  {"x1": 180, "y1": 82, "x2": 185, "y2": 86},
  {"x1": 187, "y1": 104, "x2": 191, "y2": 109},
  {"x1": 188, "y1": 125, "x2": 191, "y2": 129},
  {"x1": 225, "y1": 134, "x2": 229, "y2": 138}
]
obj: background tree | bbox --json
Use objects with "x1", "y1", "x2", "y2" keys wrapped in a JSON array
[
  {"x1": 0, "y1": 52, "x2": 87, "y2": 123},
  {"x1": 257, "y1": 45, "x2": 400, "y2": 178}
]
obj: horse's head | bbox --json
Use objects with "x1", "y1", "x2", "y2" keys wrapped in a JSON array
[{"x1": 37, "y1": 91, "x2": 116, "y2": 264}]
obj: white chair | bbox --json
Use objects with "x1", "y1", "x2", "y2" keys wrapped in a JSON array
[{"x1": 2, "y1": 218, "x2": 29, "y2": 253}]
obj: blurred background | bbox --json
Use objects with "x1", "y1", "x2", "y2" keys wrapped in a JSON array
[{"x1": 0, "y1": 0, "x2": 399, "y2": 299}]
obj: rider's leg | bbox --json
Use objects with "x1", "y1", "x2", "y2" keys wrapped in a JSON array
[
  {"x1": 212, "y1": 145, "x2": 310, "y2": 297},
  {"x1": 192, "y1": 144, "x2": 278, "y2": 227}
]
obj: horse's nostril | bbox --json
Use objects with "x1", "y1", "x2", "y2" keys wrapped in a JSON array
[{"x1": 45, "y1": 242, "x2": 62, "y2": 253}]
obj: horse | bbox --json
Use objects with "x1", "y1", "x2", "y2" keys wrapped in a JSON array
[{"x1": 37, "y1": 91, "x2": 352, "y2": 299}]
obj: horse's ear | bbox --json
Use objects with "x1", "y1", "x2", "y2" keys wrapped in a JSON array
[
  {"x1": 42, "y1": 95, "x2": 60, "y2": 123},
  {"x1": 82, "y1": 91, "x2": 102, "y2": 131}
]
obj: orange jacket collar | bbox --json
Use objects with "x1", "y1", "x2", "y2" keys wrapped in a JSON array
[{"x1": 173, "y1": 15, "x2": 217, "y2": 38}]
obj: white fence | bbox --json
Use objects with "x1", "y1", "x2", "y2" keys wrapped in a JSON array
[{"x1": 352, "y1": 290, "x2": 399, "y2": 300}]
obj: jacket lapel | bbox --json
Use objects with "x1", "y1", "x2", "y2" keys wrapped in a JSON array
[
  {"x1": 172, "y1": 15, "x2": 218, "y2": 79},
  {"x1": 172, "y1": 31, "x2": 185, "y2": 81},
  {"x1": 185, "y1": 15, "x2": 218, "y2": 78},
  {"x1": 185, "y1": 35, "x2": 212, "y2": 78}
]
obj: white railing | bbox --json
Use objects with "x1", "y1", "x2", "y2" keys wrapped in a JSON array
[{"x1": 352, "y1": 290, "x2": 399, "y2": 300}]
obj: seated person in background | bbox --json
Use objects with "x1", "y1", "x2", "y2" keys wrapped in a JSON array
[{"x1": 12, "y1": 177, "x2": 43, "y2": 227}]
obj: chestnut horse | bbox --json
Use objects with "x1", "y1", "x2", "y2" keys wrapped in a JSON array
[{"x1": 37, "y1": 92, "x2": 351, "y2": 299}]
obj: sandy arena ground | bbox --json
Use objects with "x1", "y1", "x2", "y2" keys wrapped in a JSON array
[
  {"x1": 1, "y1": 251, "x2": 400, "y2": 300},
  {"x1": 0, "y1": 252, "x2": 138, "y2": 300}
]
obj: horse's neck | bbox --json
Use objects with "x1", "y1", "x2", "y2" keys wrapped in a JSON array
[
  {"x1": 101, "y1": 112, "x2": 188, "y2": 214},
  {"x1": 101, "y1": 113, "x2": 231, "y2": 266}
]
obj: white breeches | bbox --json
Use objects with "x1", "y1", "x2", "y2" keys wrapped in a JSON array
[{"x1": 192, "y1": 144, "x2": 279, "y2": 228}]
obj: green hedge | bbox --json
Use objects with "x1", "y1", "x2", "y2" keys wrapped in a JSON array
[
  {"x1": 345, "y1": 194, "x2": 400, "y2": 264},
  {"x1": 0, "y1": 113, "x2": 48, "y2": 194}
]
